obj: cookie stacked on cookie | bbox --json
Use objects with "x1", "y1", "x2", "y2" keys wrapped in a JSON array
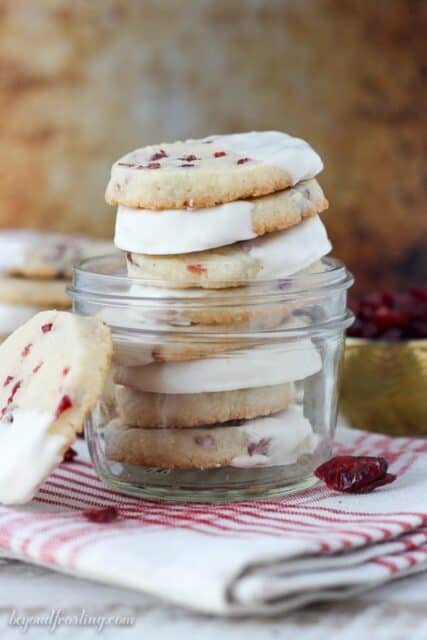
[
  {"x1": 0, "y1": 231, "x2": 113, "y2": 340},
  {"x1": 104, "y1": 131, "x2": 331, "y2": 469}
]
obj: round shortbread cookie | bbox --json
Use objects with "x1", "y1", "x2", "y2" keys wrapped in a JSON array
[
  {"x1": 114, "y1": 382, "x2": 295, "y2": 429},
  {"x1": 0, "y1": 310, "x2": 112, "y2": 504},
  {"x1": 104, "y1": 405, "x2": 318, "y2": 469},
  {"x1": 114, "y1": 339, "x2": 322, "y2": 394},
  {"x1": 105, "y1": 131, "x2": 323, "y2": 210},
  {"x1": 0, "y1": 277, "x2": 71, "y2": 308},
  {"x1": 126, "y1": 215, "x2": 331, "y2": 289},
  {"x1": 0, "y1": 230, "x2": 114, "y2": 280},
  {"x1": 115, "y1": 179, "x2": 328, "y2": 255}
]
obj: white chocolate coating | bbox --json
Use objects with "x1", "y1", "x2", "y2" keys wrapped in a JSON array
[
  {"x1": 0, "y1": 410, "x2": 67, "y2": 504},
  {"x1": 114, "y1": 340, "x2": 322, "y2": 394},
  {"x1": 115, "y1": 200, "x2": 255, "y2": 254}
]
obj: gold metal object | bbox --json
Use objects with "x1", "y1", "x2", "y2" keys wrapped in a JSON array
[{"x1": 340, "y1": 338, "x2": 427, "y2": 437}]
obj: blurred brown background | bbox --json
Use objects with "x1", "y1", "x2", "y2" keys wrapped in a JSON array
[{"x1": 0, "y1": 0, "x2": 425, "y2": 293}]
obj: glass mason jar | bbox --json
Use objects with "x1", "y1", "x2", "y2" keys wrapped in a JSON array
[{"x1": 69, "y1": 254, "x2": 353, "y2": 502}]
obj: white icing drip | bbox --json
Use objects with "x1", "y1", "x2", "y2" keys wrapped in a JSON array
[
  {"x1": 115, "y1": 201, "x2": 255, "y2": 254},
  {"x1": 247, "y1": 215, "x2": 331, "y2": 279},
  {"x1": 0, "y1": 303, "x2": 40, "y2": 336},
  {"x1": 231, "y1": 405, "x2": 319, "y2": 468},
  {"x1": 0, "y1": 410, "x2": 68, "y2": 504},
  {"x1": 114, "y1": 340, "x2": 322, "y2": 394},
  {"x1": 210, "y1": 131, "x2": 323, "y2": 182}
]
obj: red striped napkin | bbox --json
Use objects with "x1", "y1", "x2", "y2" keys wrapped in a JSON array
[{"x1": 0, "y1": 427, "x2": 426, "y2": 616}]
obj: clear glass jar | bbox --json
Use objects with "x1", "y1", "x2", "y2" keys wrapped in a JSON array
[{"x1": 68, "y1": 254, "x2": 353, "y2": 502}]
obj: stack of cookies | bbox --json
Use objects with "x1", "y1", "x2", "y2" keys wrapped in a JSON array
[
  {"x1": 0, "y1": 231, "x2": 113, "y2": 341},
  {"x1": 104, "y1": 131, "x2": 332, "y2": 470}
]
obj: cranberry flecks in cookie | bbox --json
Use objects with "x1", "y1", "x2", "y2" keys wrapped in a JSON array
[
  {"x1": 106, "y1": 131, "x2": 323, "y2": 210},
  {"x1": 0, "y1": 311, "x2": 112, "y2": 504},
  {"x1": 105, "y1": 405, "x2": 318, "y2": 469},
  {"x1": 115, "y1": 179, "x2": 328, "y2": 255},
  {"x1": 126, "y1": 215, "x2": 331, "y2": 289}
]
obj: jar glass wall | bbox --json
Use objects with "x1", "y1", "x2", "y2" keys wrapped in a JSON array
[{"x1": 69, "y1": 254, "x2": 353, "y2": 502}]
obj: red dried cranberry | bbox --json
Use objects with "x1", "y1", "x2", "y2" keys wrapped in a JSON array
[
  {"x1": 55, "y1": 395, "x2": 72, "y2": 419},
  {"x1": 237, "y1": 157, "x2": 251, "y2": 165},
  {"x1": 83, "y1": 506, "x2": 118, "y2": 523},
  {"x1": 186, "y1": 264, "x2": 207, "y2": 274},
  {"x1": 194, "y1": 435, "x2": 215, "y2": 447},
  {"x1": 62, "y1": 367, "x2": 70, "y2": 376},
  {"x1": 41, "y1": 323, "x2": 53, "y2": 333},
  {"x1": 3, "y1": 376, "x2": 13, "y2": 387},
  {"x1": 373, "y1": 307, "x2": 406, "y2": 331},
  {"x1": 248, "y1": 438, "x2": 271, "y2": 456},
  {"x1": 410, "y1": 287, "x2": 427, "y2": 302},
  {"x1": 21, "y1": 343, "x2": 32, "y2": 357},
  {"x1": 32, "y1": 362, "x2": 43, "y2": 373},
  {"x1": 149, "y1": 149, "x2": 167, "y2": 161},
  {"x1": 315, "y1": 455, "x2": 396, "y2": 493},
  {"x1": 126, "y1": 251, "x2": 136, "y2": 265},
  {"x1": 62, "y1": 446, "x2": 77, "y2": 463},
  {"x1": 347, "y1": 318, "x2": 363, "y2": 338},
  {"x1": 178, "y1": 154, "x2": 198, "y2": 162},
  {"x1": 214, "y1": 151, "x2": 226, "y2": 158},
  {"x1": 146, "y1": 162, "x2": 161, "y2": 169},
  {"x1": 380, "y1": 328, "x2": 403, "y2": 342}
]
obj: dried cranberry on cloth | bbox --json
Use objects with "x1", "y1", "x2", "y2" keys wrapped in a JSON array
[{"x1": 0, "y1": 426, "x2": 426, "y2": 617}]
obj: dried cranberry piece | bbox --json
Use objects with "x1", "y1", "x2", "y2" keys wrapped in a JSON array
[
  {"x1": 347, "y1": 318, "x2": 363, "y2": 338},
  {"x1": 32, "y1": 362, "x2": 43, "y2": 373},
  {"x1": 149, "y1": 149, "x2": 167, "y2": 161},
  {"x1": 62, "y1": 446, "x2": 77, "y2": 463},
  {"x1": 3, "y1": 376, "x2": 13, "y2": 387},
  {"x1": 41, "y1": 323, "x2": 53, "y2": 333},
  {"x1": 248, "y1": 438, "x2": 271, "y2": 456},
  {"x1": 410, "y1": 287, "x2": 427, "y2": 302},
  {"x1": 178, "y1": 154, "x2": 199, "y2": 162},
  {"x1": 146, "y1": 162, "x2": 161, "y2": 169},
  {"x1": 373, "y1": 307, "x2": 407, "y2": 331},
  {"x1": 21, "y1": 343, "x2": 32, "y2": 357},
  {"x1": 214, "y1": 151, "x2": 226, "y2": 158},
  {"x1": 360, "y1": 322, "x2": 379, "y2": 339},
  {"x1": 237, "y1": 157, "x2": 251, "y2": 165},
  {"x1": 62, "y1": 367, "x2": 70, "y2": 376},
  {"x1": 194, "y1": 435, "x2": 215, "y2": 447},
  {"x1": 315, "y1": 455, "x2": 396, "y2": 493},
  {"x1": 186, "y1": 264, "x2": 207, "y2": 274},
  {"x1": 55, "y1": 394, "x2": 72, "y2": 419},
  {"x1": 83, "y1": 506, "x2": 118, "y2": 523},
  {"x1": 126, "y1": 251, "x2": 136, "y2": 265}
]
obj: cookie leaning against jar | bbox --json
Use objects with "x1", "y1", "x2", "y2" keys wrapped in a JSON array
[{"x1": 0, "y1": 310, "x2": 112, "y2": 504}]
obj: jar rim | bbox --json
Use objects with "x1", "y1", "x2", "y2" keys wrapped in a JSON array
[{"x1": 69, "y1": 253, "x2": 354, "y2": 304}]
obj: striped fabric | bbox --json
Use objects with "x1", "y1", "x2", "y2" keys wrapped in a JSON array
[{"x1": 0, "y1": 426, "x2": 426, "y2": 615}]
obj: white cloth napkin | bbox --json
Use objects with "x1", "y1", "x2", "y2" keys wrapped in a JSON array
[{"x1": 0, "y1": 426, "x2": 426, "y2": 616}]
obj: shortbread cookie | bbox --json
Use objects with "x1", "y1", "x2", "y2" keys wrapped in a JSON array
[
  {"x1": 126, "y1": 215, "x2": 331, "y2": 289},
  {"x1": 114, "y1": 339, "x2": 321, "y2": 393},
  {"x1": 105, "y1": 405, "x2": 318, "y2": 469},
  {"x1": 114, "y1": 382, "x2": 295, "y2": 429},
  {"x1": 0, "y1": 277, "x2": 71, "y2": 308},
  {"x1": 0, "y1": 310, "x2": 112, "y2": 504},
  {"x1": 115, "y1": 179, "x2": 328, "y2": 254},
  {"x1": 106, "y1": 131, "x2": 323, "y2": 209},
  {"x1": 0, "y1": 230, "x2": 114, "y2": 279}
]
